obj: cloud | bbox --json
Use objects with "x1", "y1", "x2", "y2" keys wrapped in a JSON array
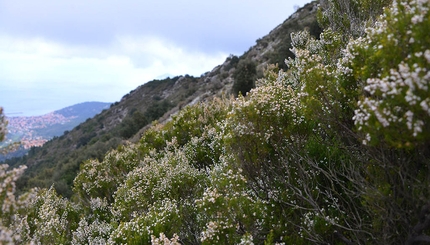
[
  {"x1": 0, "y1": 0, "x2": 310, "y2": 53},
  {"x1": 0, "y1": 35, "x2": 227, "y2": 116}
]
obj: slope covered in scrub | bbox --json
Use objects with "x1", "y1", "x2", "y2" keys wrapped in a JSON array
[{"x1": 1, "y1": 0, "x2": 430, "y2": 244}]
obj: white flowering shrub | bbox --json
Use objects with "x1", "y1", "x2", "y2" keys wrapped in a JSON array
[
  {"x1": 224, "y1": 65, "x2": 308, "y2": 173},
  {"x1": 73, "y1": 143, "x2": 140, "y2": 202},
  {"x1": 24, "y1": 187, "x2": 79, "y2": 244},
  {"x1": 72, "y1": 217, "x2": 113, "y2": 245},
  {"x1": 0, "y1": 164, "x2": 28, "y2": 244},
  {"x1": 108, "y1": 138, "x2": 207, "y2": 244},
  {"x1": 164, "y1": 98, "x2": 229, "y2": 169},
  {"x1": 167, "y1": 98, "x2": 230, "y2": 146},
  {"x1": 182, "y1": 127, "x2": 222, "y2": 171},
  {"x1": 134, "y1": 98, "x2": 229, "y2": 172},
  {"x1": 196, "y1": 156, "x2": 266, "y2": 244},
  {"x1": 318, "y1": 0, "x2": 391, "y2": 39},
  {"x1": 333, "y1": 1, "x2": 430, "y2": 243},
  {"x1": 113, "y1": 140, "x2": 206, "y2": 219},
  {"x1": 72, "y1": 197, "x2": 113, "y2": 245},
  {"x1": 109, "y1": 198, "x2": 181, "y2": 245},
  {"x1": 346, "y1": 0, "x2": 430, "y2": 147},
  {"x1": 0, "y1": 165, "x2": 26, "y2": 220},
  {"x1": 286, "y1": 28, "x2": 361, "y2": 133}
]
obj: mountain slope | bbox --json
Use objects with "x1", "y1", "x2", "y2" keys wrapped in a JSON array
[{"x1": 6, "y1": 1, "x2": 321, "y2": 197}]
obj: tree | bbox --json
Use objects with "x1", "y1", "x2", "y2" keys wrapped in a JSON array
[{"x1": 232, "y1": 60, "x2": 257, "y2": 96}]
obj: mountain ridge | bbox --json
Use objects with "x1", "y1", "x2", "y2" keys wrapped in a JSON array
[{"x1": 54, "y1": 101, "x2": 111, "y2": 118}]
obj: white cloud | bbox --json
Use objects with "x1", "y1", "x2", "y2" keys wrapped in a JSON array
[{"x1": 0, "y1": 35, "x2": 227, "y2": 116}]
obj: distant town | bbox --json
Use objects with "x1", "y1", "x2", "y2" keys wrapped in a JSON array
[
  {"x1": 6, "y1": 113, "x2": 76, "y2": 149},
  {"x1": 0, "y1": 102, "x2": 110, "y2": 156}
]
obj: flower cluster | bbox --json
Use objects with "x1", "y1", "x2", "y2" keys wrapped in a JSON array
[
  {"x1": 286, "y1": 28, "x2": 358, "y2": 132},
  {"x1": 150, "y1": 233, "x2": 180, "y2": 245},
  {"x1": 348, "y1": 0, "x2": 430, "y2": 146},
  {"x1": 72, "y1": 218, "x2": 113, "y2": 245}
]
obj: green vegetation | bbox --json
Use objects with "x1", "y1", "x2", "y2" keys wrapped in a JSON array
[
  {"x1": 1, "y1": 0, "x2": 430, "y2": 244},
  {"x1": 119, "y1": 100, "x2": 172, "y2": 138},
  {"x1": 232, "y1": 60, "x2": 257, "y2": 96}
]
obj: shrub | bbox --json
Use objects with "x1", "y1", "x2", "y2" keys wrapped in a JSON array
[
  {"x1": 347, "y1": 0, "x2": 430, "y2": 148},
  {"x1": 318, "y1": 0, "x2": 392, "y2": 39}
]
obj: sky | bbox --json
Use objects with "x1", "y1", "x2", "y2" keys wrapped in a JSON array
[{"x1": 0, "y1": 0, "x2": 311, "y2": 116}]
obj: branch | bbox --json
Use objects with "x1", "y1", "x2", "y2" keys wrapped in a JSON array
[{"x1": 405, "y1": 203, "x2": 430, "y2": 245}]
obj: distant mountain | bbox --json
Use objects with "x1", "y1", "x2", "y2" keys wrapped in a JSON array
[
  {"x1": 5, "y1": 2, "x2": 321, "y2": 197},
  {"x1": 32, "y1": 102, "x2": 112, "y2": 138},
  {"x1": 54, "y1": 101, "x2": 111, "y2": 119},
  {"x1": 0, "y1": 102, "x2": 110, "y2": 161}
]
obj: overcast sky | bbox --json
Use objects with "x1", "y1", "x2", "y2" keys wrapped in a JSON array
[{"x1": 0, "y1": 0, "x2": 311, "y2": 116}]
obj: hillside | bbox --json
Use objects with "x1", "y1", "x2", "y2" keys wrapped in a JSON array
[
  {"x1": 2, "y1": 0, "x2": 430, "y2": 243},
  {"x1": 5, "y1": 1, "x2": 321, "y2": 197}
]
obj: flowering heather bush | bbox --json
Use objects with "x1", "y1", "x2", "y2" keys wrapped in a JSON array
[
  {"x1": 0, "y1": 164, "x2": 28, "y2": 244},
  {"x1": 109, "y1": 198, "x2": 181, "y2": 245},
  {"x1": 113, "y1": 139, "x2": 203, "y2": 217},
  {"x1": 0, "y1": 165, "x2": 26, "y2": 219},
  {"x1": 347, "y1": 0, "x2": 430, "y2": 147},
  {"x1": 25, "y1": 187, "x2": 78, "y2": 244},
  {"x1": 72, "y1": 217, "x2": 113, "y2": 245},
  {"x1": 286, "y1": 28, "x2": 360, "y2": 132},
  {"x1": 110, "y1": 138, "x2": 207, "y2": 244},
  {"x1": 72, "y1": 197, "x2": 113, "y2": 244},
  {"x1": 167, "y1": 98, "x2": 229, "y2": 170},
  {"x1": 165, "y1": 97, "x2": 230, "y2": 146},
  {"x1": 196, "y1": 156, "x2": 266, "y2": 244},
  {"x1": 223, "y1": 66, "x2": 308, "y2": 177},
  {"x1": 73, "y1": 143, "x2": 140, "y2": 203},
  {"x1": 318, "y1": 0, "x2": 391, "y2": 39}
]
